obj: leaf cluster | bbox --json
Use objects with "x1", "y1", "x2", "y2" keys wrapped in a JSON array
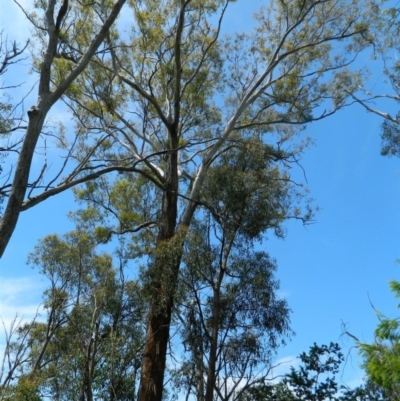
[
  {"x1": 358, "y1": 280, "x2": 400, "y2": 400},
  {"x1": 239, "y1": 343, "x2": 389, "y2": 401},
  {"x1": 2, "y1": 230, "x2": 145, "y2": 400}
]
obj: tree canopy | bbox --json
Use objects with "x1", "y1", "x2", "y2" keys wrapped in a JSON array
[
  {"x1": 0, "y1": 0, "x2": 376, "y2": 255},
  {"x1": 0, "y1": 0, "x2": 389, "y2": 400}
]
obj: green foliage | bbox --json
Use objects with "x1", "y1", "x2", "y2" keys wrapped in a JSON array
[
  {"x1": 239, "y1": 343, "x2": 388, "y2": 401},
  {"x1": 0, "y1": 0, "x2": 384, "y2": 399},
  {"x1": 3, "y1": 229, "x2": 145, "y2": 400},
  {"x1": 7, "y1": 376, "x2": 42, "y2": 401},
  {"x1": 174, "y1": 235, "x2": 292, "y2": 398},
  {"x1": 285, "y1": 343, "x2": 344, "y2": 401},
  {"x1": 381, "y1": 114, "x2": 400, "y2": 157},
  {"x1": 168, "y1": 140, "x2": 298, "y2": 399},
  {"x1": 358, "y1": 280, "x2": 400, "y2": 400},
  {"x1": 202, "y1": 139, "x2": 313, "y2": 241},
  {"x1": 73, "y1": 172, "x2": 159, "y2": 248}
]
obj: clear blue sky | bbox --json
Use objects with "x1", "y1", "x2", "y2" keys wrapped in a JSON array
[{"x1": 1, "y1": 0, "x2": 399, "y2": 389}]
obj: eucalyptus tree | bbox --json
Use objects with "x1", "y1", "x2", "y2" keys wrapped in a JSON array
[
  {"x1": 48, "y1": 1, "x2": 377, "y2": 399},
  {"x1": 0, "y1": 0, "x2": 379, "y2": 399},
  {"x1": 174, "y1": 246, "x2": 290, "y2": 401},
  {"x1": 168, "y1": 139, "x2": 297, "y2": 401},
  {"x1": 0, "y1": 0, "x2": 127, "y2": 256},
  {"x1": 0, "y1": 230, "x2": 145, "y2": 401}
]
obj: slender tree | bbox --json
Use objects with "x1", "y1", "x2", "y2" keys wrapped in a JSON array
[
  {"x1": 0, "y1": 0, "x2": 127, "y2": 256},
  {"x1": 0, "y1": 230, "x2": 145, "y2": 401},
  {"x1": 168, "y1": 140, "x2": 298, "y2": 401}
]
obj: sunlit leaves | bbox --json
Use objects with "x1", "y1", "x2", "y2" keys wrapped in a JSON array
[
  {"x1": 358, "y1": 281, "x2": 400, "y2": 399},
  {"x1": 5, "y1": 229, "x2": 146, "y2": 400}
]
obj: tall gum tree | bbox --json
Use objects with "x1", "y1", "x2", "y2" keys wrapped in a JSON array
[
  {"x1": 0, "y1": 230, "x2": 145, "y2": 400},
  {"x1": 1, "y1": 0, "x2": 378, "y2": 400},
  {"x1": 52, "y1": 1, "x2": 378, "y2": 399},
  {"x1": 170, "y1": 140, "x2": 296, "y2": 401},
  {"x1": 0, "y1": 0, "x2": 127, "y2": 256}
]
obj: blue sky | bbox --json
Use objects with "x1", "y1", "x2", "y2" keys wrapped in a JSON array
[{"x1": 1, "y1": 0, "x2": 400, "y2": 390}]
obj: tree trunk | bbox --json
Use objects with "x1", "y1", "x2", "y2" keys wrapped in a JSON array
[
  {"x1": 0, "y1": 0, "x2": 126, "y2": 258},
  {"x1": 205, "y1": 279, "x2": 222, "y2": 401},
  {"x1": 205, "y1": 245, "x2": 230, "y2": 401},
  {"x1": 138, "y1": 137, "x2": 180, "y2": 401},
  {"x1": 0, "y1": 105, "x2": 48, "y2": 256}
]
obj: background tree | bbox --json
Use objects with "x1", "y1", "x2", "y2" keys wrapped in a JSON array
[
  {"x1": 357, "y1": 280, "x2": 400, "y2": 400},
  {"x1": 0, "y1": 0, "x2": 127, "y2": 256},
  {"x1": 0, "y1": 230, "x2": 145, "y2": 401},
  {"x1": 168, "y1": 139, "x2": 300, "y2": 401},
  {"x1": 239, "y1": 343, "x2": 389, "y2": 401}
]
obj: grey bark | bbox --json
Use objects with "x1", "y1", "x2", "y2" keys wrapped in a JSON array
[{"x1": 0, "y1": 0, "x2": 126, "y2": 258}]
